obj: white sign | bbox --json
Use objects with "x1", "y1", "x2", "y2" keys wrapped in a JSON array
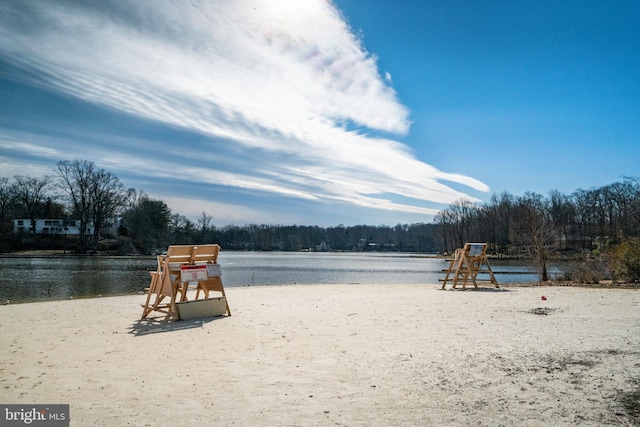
[
  {"x1": 206, "y1": 263, "x2": 222, "y2": 277},
  {"x1": 180, "y1": 264, "x2": 208, "y2": 282}
]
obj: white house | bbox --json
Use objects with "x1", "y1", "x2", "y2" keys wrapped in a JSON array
[{"x1": 12, "y1": 219, "x2": 95, "y2": 236}]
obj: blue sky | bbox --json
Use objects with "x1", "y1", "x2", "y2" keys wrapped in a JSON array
[{"x1": 1, "y1": 1, "x2": 639, "y2": 226}]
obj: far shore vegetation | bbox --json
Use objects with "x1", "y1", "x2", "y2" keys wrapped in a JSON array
[{"x1": 0, "y1": 159, "x2": 639, "y2": 283}]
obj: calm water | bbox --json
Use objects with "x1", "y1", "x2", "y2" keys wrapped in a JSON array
[{"x1": 0, "y1": 252, "x2": 560, "y2": 303}]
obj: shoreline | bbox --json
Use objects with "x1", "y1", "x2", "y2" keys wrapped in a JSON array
[
  {"x1": 1, "y1": 283, "x2": 639, "y2": 426},
  {"x1": 3, "y1": 280, "x2": 640, "y2": 307}
]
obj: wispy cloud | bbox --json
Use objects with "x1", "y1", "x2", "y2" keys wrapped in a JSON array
[{"x1": 0, "y1": 0, "x2": 488, "y2": 222}]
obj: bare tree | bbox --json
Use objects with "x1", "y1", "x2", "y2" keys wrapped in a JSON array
[
  {"x1": 623, "y1": 176, "x2": 640, "y2": 236},
  {"x1": 448, "y1": 199, "x2": 478, "y2": 249},
  {"x1": 433, "y1": 210, "x2": 453, "y2": 253},
  {"x1": 549, "y1": 189, "x2": 576, "y2": 251},
  {"x1": 12, "y1": 175, "x2": 56, "y2": 238},
  {"x1": 55, "y1": 160, "x2": 95, "y2": 254},
  {"x1": 480, "y1": 191, "x2": 514, "y2": 254},
  {"x1": 605, "y1": 179, "x2": 639, "y2": 239},
  {"x1": 515, "y1": 192, "x2": 556, "y2": 282},
  {"x1": 0, "y1": 177, "x2": 16, "y2": 232},
  {"x1": 89, "y1": 168, "x2": 126, "y2": 251},
  {"x1": 197, "y1": 211, "x2": 213, "y2": 242},
  {"x1": 124, "y1": 188, "x2": 145, "y2": 211},
  {"x1": 170, "y1": 213, "x2": 196, "y2": 244}
]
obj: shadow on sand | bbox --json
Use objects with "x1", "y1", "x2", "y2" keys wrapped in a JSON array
[
  {"x1": 440, "y1": 286, "x2": 511, "y2": 293},
  {"x1": 128, "y1": 315, "x2": 228, "y2": 337}
]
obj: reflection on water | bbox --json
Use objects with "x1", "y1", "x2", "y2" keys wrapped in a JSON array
[
  {"x1": 0, "y1": 257, "x2": 156, "y2": 303},
  {"x1": 0, "y1": 252, "x2": 559, "y2": 303}
]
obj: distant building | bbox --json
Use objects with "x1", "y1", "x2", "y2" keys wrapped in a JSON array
[
  {"x1": 12, "y1": 219, "x2": 95, "y2": 236},
  {"x1": 315, "y1": 241, "x2": 330, "y2": 252}
]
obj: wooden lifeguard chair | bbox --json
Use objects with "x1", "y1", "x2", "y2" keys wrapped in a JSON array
[
  {"x1": 441, "y1": 243, "x2": 498, "y2": 290},
  {"x1": 141, "y1": 244, "x2": 231, "y2": 319}
]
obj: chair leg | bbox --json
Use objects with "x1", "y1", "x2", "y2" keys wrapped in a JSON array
[{"x1": 141, "y1": 272, "x2": 159, "y2": 318}]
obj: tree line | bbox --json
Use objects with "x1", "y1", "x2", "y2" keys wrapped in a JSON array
[
  {"x1": 0, "y1": 161, "x2": 439, "y2": 254},
  {"x1": 0, "y1": 159, "x2": 440, "y2": 254},
  {"x1": 434, "y1": 179, "x2": 640, "y2": 282},
  {"x1": 0, "y1": 160, "x2": 639, "y2": 281}
]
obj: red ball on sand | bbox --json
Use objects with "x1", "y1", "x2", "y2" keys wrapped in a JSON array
[{"x1": 541, "y1": 296, "x2": 547, "y2": 301}]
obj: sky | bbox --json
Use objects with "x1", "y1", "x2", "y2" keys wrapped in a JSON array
[{"x1": 1, "y1": 0, "x2": 639, "y2": 226}]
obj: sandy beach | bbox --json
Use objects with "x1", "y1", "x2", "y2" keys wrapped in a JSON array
[{"x1": 1, "y1": 284, "x2": 639, "y2": 426}]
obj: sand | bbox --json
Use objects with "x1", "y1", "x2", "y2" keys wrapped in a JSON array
[{"x1": 1, "y1": 284, "x2": 639, "y2": 426}]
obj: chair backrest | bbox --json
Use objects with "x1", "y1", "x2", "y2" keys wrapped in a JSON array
[
  {"x1": 466, "y1": 243, "x2": 486, "y2": 257},
  {"x1": 191, "y1": 244, "x2": 220, "y2": 264},
  {"x1": 463, "y1": 243, "x2": 487, "y2": 270},
  {"x1": 166, "y1": 245, "x2": 194, "y2": 263},
  {"x1": 164, "y1": 244, "x2": 220, "y2": 265}
]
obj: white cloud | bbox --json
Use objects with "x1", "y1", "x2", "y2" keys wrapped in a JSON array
[{"x1": 0, "y1": 0, "x2": 488, "y2": 220}]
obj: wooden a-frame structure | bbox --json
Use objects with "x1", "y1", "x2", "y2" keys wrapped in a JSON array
[{"x1": 440, "y1": 243, "x2": 499, "y2": 290}]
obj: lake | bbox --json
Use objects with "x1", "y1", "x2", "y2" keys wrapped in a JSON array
[{"x1": 0, "y1": 252, "x2": 560, "y2": 303}]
